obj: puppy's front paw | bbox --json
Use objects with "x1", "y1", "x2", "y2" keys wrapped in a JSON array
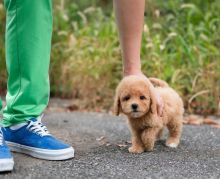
[{"x1": 128, "y1": 146, "x2": 144, "y2": 154}]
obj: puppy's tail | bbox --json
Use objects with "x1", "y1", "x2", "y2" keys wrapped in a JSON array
[{"x1": 149, "y1": 77, "x2": 169, "y2": 87}]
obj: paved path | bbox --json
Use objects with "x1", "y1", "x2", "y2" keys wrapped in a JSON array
[{"x1": 2, "y1": 112, "x2": 220, "y2": 179}]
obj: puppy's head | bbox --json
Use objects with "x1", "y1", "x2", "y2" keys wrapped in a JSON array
[{"x1": 114, "y1": 76, "x2": 157, "y2": 118}]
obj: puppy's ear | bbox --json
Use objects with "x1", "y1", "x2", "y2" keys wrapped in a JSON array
[
  {"x1": 145, "y1": 79, "x2": 157, "y2": 115},
  {"x1": 113, "y1": 89, "x2": 121, "y2": 116},
  {"x1": 149, "y1": 86, "x2": 157, "y2": 115}
]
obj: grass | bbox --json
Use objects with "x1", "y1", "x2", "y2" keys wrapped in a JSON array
[
  {"x1": 143, "y1": 0, "x2": 220, "y2": 114},
  {"x1": 0, "y1": 0, "x2": 219, "y2": 114}
]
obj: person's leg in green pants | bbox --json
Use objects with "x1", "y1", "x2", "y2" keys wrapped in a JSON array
[
  {"x1": 2, "y1": 0, "x2": 52, "y2": 126},
  {"x1": 0, "y1": 0, "x2": 74, "y2": 172}
]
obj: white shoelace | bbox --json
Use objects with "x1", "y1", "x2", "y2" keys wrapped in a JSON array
[
  {"x1": 0, "y1": 129, "x2": 3, "y2": 146},
  {"x1": 26, "y1": 115, "x2": 51, "y2": 137}
]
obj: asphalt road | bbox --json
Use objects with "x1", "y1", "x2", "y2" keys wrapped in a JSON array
[{"x1": 1, "y1": 112, "x2": 220, "y2": 179}]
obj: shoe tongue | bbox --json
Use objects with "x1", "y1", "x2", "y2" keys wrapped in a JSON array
[{"x1": 30, "y1": 118, "x2": 38, "y2": 123}]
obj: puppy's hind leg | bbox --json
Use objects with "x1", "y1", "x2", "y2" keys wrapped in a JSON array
[{"x1": 166, "y1": 116, "x2": 183, "y2": 148}]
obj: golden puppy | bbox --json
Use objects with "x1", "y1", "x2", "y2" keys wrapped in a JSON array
[{"x1": 114, "y1": 76, "x2": 183, "y2": 153}]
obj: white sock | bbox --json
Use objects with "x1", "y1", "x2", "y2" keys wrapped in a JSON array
[{"x1": 10, "y1": 122, "x2": 28, "y2": 130}]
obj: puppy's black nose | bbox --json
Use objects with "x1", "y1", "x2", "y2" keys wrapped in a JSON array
[{"x1": 131, "y1": 103, "x2": 138, "y2": 110}]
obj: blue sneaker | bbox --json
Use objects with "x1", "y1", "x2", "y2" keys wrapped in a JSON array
[
  {"x1": 2, "y1": 116, "x2": 74, "y2": 161},
  {"x1": 0, "y1": 129, "x2": 14, "y2": 172}
]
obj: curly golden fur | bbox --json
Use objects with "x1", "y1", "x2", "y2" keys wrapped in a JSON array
[{"x1": 114, "y1": 76, "x2": 184, "y2": 153}]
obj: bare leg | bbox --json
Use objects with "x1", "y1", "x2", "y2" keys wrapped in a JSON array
[{"x1": 113, "y1": 0, "x2": 145, "y2": 76}]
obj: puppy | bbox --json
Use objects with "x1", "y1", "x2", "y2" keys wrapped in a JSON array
[{"x1": 114, "y1": 76, "x2": 184, "y2": 153}]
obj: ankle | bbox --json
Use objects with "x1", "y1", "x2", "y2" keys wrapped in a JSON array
[
  {"x1": 9, "y1": 122, "x2": 28, "y2": 130},
  {"x1": 123, "y1": 69, "x2": 143, "y2": 77}
]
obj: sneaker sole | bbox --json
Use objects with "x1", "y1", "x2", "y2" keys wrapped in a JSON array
[
  {"x1": 6, "y1": 141, "x2": 74, "y2": 161},
  {"x1": 0, "y1": 158, "x2": 14, "y2": 172}
]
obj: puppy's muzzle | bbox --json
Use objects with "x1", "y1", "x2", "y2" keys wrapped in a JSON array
[{"x1": 131, "y1": 103, "x2": 138, "y2": 111}]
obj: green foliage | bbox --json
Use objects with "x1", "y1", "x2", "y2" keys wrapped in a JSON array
[
  {"x1": 50, "y1": 0, "x2": 121, "y2": 110},
  {"x1": 143, "y1": 0, "x2": 220, "y2": 113},
  {"x1": 0, "y1": 0, "x2": 219, "y2": 114}
]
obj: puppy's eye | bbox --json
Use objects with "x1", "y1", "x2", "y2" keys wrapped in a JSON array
[
  {"x1": 123, "y1": 95, "x2": 130, "y2": 101},
  {"x1": 140, "y1": 95, "x2": 146, "y2": 100}
]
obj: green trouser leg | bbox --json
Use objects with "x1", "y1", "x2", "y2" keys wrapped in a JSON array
[
  {"x1": 1, "y1": 0, "x2": 53, "y2": 127},
  {"x1": 0, "y1": 100, "x2": 2, "y2": 113}
]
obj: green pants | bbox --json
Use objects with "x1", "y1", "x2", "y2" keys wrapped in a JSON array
[{"x1": 0, "y1": 0, "x2": 53, "y2": 127}]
